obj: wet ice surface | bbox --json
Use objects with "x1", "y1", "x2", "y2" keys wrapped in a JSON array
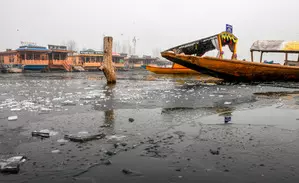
[{"x1": 1, "y1": 71, "x2": 299, "y2": 182}]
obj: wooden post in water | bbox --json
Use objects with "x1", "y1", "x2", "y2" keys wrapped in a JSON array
[{"x1": 102, "y1": 36, "x2": 116, "y2": 84}]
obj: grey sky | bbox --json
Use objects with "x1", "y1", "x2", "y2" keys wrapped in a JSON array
[{"x1": 1, "y1": 0, "x2": 299, "y2": 60}]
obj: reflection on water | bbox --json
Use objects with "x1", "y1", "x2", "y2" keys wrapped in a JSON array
[
  {"x1": 87, "y1": 75, "x2": 104, "y2": 81},
  {"x1": 104, "y1": 110, "x2": 115, "y2": 126},
  {"x1": 103, "y1": 84, "x2": 116, "y2": 132},
  {"x1": 216, "y1": 107, "x2": 235, "y2": 116},
  {"x1": 161, "y1": 107, "x2": 196, "y2": 114}
]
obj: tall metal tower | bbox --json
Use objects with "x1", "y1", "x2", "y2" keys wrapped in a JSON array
[{"x1": 132, "y1": 36, "x2": 137, "y2": 55}]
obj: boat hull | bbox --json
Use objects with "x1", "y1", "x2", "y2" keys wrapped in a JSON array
[
  {"x1": 23, "y1": 65, "x2": 47, "y2": 71},
  {"x1": 146, "y1": 65, "x2": 199, "y2": 74},
  {"x1": 161, "y1": 52, "x2": 299, "y2": 82}
]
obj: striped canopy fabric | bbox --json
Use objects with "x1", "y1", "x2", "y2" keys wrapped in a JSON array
[
  {"x1": 250, "y1": 40, "x2": 299, "y2": 52},
  {"x1": 165, "y1": 32, "x2": 238, "y2": 56}
]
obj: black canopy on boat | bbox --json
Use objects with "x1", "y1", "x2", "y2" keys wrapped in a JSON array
[{"x1": 164, "y1": 32, "x2": 238, "y2": 56}]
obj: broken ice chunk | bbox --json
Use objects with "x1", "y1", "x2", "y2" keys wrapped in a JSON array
[
  {"x1": 8, "y1": 116, "x2": 18, "y2": 121},
  {"x1": 64, "y1": 133, "x2": 106, "y2": 142},
  {"x1": 0, "y1": 156, "x2": 26, "y2": 174},
  {"x1": 61, "y1": 100, "x2": 76, "y2": 106},
  {"x1": 224, "y1": 101, "x2": 232, "y2": 105},
  {"x1": 11, "y1": 108, "x2": 21, "y2": 112}
]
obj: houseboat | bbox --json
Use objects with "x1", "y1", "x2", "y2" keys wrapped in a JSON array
[
  {"x1": 0, "y1": 45, "x2": 50, "y2": 72},
  {"x1": 47, "y1": 45, "x2": 73, "y2": 72},
  {"x1": 0, "y1": 43, "x2": 74, "y2": 72},
  {"x1": 112, "y1": 52, "x2": 127, "y2": 71},
  {"x1": 126, "y1": 55, "x2": 158, "y2": 69},
  {"x1": 73, "y1": 49, "x2": 126, "y2": 71},
  {"x1": 73, "y1": 49, "x2": 103, "y2": 71},
  {"x1": 0, "y1": 49, "x2": 18, "y2": 73},
  {"x1": 17, "y1": 44, "x2": 50, "y2": 71}
]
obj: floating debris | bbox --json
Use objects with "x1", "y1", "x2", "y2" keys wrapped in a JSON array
[
  {"x1": 64, "y1": 133, "x2": 105, "y2": 142},
  {"x1": 32, "y1": 129, "x2": 58, "y2": 137},
  {"x1": 128, "y1": 118, "x2": 134, "y2": 122},
  {"x1": 51, "y1": 150, "x2": 60, "y2": 154},
  {"x1": 209, "y1": 149, "x2": 220, "y2": 155},
  {"x1": 0, "y1": 156, "x2": 27, "y2": 174},
  {"x1": 224, "y1": 116, "x2": 231, "y2": 123},
  {"x1": 32, "y1": 131, "x2": 50, "y2": 138},
  {"x1": 121, "y1": 168, "x2": 143, "y2": 176},
  {"x1": 121, "y1": 142, "x2": 128, "y2": 147}
]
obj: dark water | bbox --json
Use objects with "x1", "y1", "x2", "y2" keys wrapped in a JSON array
[{"x1": 1, "y1": 70, "x2": 299, "y2": 182}]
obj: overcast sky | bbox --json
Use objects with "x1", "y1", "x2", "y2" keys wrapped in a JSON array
[{"x1": 1, "y1": 0, "x2": 299, "y2": 60}]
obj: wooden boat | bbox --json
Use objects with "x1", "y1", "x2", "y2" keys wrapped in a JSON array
[
  {"x1": 146, "y1": 63, "x2": 199, "y2": 74},
  {"x1": 161, "y1": 32, "x2": 299, "y2": 82}
]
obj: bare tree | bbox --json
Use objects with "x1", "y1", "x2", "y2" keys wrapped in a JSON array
[{"x1": 67, "y1": 40, "x2": 77, "y2": 55}]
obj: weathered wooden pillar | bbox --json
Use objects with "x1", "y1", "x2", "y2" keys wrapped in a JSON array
[
  {"x1": 260, "y1": 52, "x2": 263, "y2": 63},
  {"x1": 102, "y1": 36, "x2": 116, "y2": 84}
]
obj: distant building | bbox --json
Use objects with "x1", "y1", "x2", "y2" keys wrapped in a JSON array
[
  {"x1": 72, "y1": 49, "x2": 126, "y2": 71},
  {"x1": 126, "y1": 55, "x2": 158, "y2": 68}
]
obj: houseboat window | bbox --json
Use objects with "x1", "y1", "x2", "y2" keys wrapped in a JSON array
[
  {"x1": 80, "y1": 57, "x2": 84, "y2": 63},
  {"x1": 54, "y1": 53, "x2": 60, "y2": 60},
  {"x1": 61, "y1": 54, "x2": 67, "y2": 60},
  {"x1": 9, "y1": 56, "x2": 14, "y2": 63},
  {"x1": 26, "y1": 53, "x2": 33, "y2": 60},
  {"x1": 34, "y1": 54, "x2": 40, "y2": 60},
  {"x1": 86, "y1": 57, "x2": 90, "y2": 62}
]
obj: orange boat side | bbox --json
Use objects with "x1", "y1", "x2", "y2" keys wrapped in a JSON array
[
  {"x1": 146, "y1": 65, "x2": 199, "y2": 74},
  {"x1": 161, "y1": 52, "x2": 299, "y2": 81}
]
